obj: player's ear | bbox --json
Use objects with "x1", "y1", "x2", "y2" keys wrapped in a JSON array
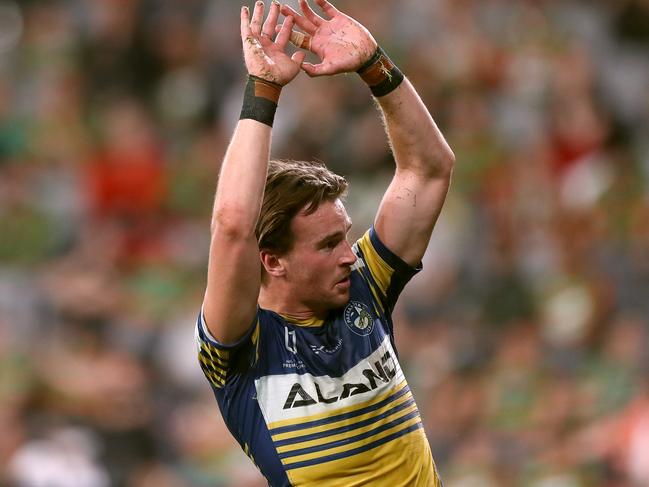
[{"x1": 260, "y1": 249, "x2": 286, "y2": 277}]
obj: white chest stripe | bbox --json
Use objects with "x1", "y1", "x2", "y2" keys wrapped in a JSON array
[{"x1": 255, "y1": 336, "x2": 405, "y2": 425}]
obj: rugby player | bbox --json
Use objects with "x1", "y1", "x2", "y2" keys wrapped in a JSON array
[{"x1": 197, "y1": 1, "x2": 455, "y2": 485}]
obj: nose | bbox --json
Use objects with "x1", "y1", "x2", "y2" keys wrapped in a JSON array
[{"x1": 340, "y1": 240, "x2": 357, "y2": 266}]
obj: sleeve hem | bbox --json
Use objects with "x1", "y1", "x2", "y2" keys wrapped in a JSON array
[
  {"x1": 369, "y1": 226, "x2": 422, "y2": 276},
  {"x1": 198, "y1": 305, "x2": 258, "y2": 350}
]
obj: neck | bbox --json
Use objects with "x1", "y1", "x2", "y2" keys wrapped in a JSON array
[{"x1": 258, "y1": 285, "x2": 325, "y2": 321}]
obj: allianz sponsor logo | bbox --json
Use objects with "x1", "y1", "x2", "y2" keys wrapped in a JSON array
[
  {"x1": 283, "y1": 349, "x2": 397, "y2": 409},
  {"x1": 255, "y1": 336, "x2": 404, "y2": 424}
]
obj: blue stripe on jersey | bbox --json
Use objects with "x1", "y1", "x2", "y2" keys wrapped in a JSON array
[
  {"x1": 268, "y1": 384, "x2": 411, "y2": 436},
  {"x1": 284, "y1": 422, "x2": 424, "y2": 470},
  {"x1": 278, "y1": 409, "x2": 421, "y2": 460},
  {"x1": 273, "y1": 396, "x2": 416, "y2": 448}
]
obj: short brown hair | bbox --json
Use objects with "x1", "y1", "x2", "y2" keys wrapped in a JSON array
[{"x1": 256, "y1": 160, "x2": 348, "y2": 254}]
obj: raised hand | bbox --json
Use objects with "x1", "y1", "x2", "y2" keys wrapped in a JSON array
[
  {"x1": 279, "y1": 0, "x2": 378, "y2": 77},
  {"x1": 241, "y1": 1, "x2": 306, "y2": 85}
]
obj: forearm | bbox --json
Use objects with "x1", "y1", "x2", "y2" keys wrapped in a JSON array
[
  {"x1": 202, "y1": 2, "x2": 304, "y2": 343},
  {"x1": 211, "y1": 119, "x2": 271, "y2": 236},
  {"x1": 212, "y1": 71, "x2": 284, "y2": 234},
  {"x1": 366, "y1": 66, "x2": 455, "y2": 265},
  {"x1": 376, "y1": 79, "x2": 455, "y2": 179}
]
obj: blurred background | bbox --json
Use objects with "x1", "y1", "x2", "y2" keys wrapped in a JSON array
[{"x1": 0, "y1": 0, "x2": 648, "y2": 485}]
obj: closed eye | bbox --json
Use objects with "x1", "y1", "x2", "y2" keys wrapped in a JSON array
[
  {"x1": 316, "y1": 220, "x2": 352, "y2": 250},
  {"x1": 320, "y1": 237, "x2": 342, "y2": 250}
]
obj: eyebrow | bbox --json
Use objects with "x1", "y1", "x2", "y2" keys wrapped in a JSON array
[{"x1": 316, "y1": 219, "x2": 353, "y2": 246}]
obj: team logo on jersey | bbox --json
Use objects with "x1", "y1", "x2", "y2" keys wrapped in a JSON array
[{"x1": 344, "y1": 301, "x2": 374, "y2": 336}]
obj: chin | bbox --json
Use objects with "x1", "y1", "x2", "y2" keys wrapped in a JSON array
[
  {"x1": 331, "y1": 291, "x2": 351, "y2": 308},
  {"x1": 306, "y1": 292, "x2": 349, "y2": 314}
]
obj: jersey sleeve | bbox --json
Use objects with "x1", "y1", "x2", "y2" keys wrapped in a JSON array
[
  {"x1": 195, "y1": 308, "x2": 260, "y2": 390},
  {"x1": 352, "y1": 226, "x2": 422, "y2": 314}
]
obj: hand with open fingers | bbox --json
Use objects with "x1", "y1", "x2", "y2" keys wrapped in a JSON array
[
  {"x1": 241, "y1": 1, "x2": 307, "y2": 85},
  {"x1": 278, "y1": 0, "x2": 378, "y2": 77}
]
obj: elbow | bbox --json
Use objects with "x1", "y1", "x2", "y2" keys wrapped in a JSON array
[
  {"x1": 438, "y1": 146, "x2": 456, "y2": 178},
  {"x1": 211, "y1": 205, "x2": 257, "y2": 240},
  {"x1": 417, "y1": 146, "x2": 455, "y2": 180}
]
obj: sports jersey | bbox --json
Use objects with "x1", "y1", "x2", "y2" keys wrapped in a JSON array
[{"x1": 196, "y1": 227, "x2": 442, "y2": 486}]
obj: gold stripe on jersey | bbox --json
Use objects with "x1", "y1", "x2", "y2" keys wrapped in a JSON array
[
  {"x1": 367, "y1": 275, "x2": 387, "y2": 316},
  {"x1": 267, "y1": 380, "x2": 426, "y2": 478},
  {"x1": 267, "y1": 380, "x2": 408, "y2": 431},
  {"x1": 271, "y1": 387, "x2": 414, "y2": 444},
  {"x1": 278, "y1": 314, "x2": 325, "y2": 328},
  {"x1": 353, "y1": 231, "x2": 397, "y2": 315},
  {"x1": 197, "y1": 320, "x2": 260, "y2": 389},
  {"x1": 357, "y1": 230, "x2": 395, "y2": 295},
  {"x1": 285, "y1": 427, "x2": 441, "y2": 487},
  {"x1": 281, "y1": 415, "x2": 422, "y2": 465},
  {"x1": 199, "y1": 342, "x2": 228, "y2": 367},
  {"x1": 277, "y1": 402, "x2": 418, "y2": 454},
  {"x1": 198, "y1": 341, "x2": 229, "y2": 389},
  {"x1": 250, "y1": 320, "x2": 260, "y2": 362}
]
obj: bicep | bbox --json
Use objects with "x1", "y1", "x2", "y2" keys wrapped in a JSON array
[
  {"x1": 203, "y1": 231, "x2": 260, "y2": 345},
  {"x1": 374, "y1": 168, "x2": 451, "y2": 267}
]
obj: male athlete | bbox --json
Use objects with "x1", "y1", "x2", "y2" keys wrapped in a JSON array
[{"x1": 196, "y1": 0, "x2": 455, "y2": 485}]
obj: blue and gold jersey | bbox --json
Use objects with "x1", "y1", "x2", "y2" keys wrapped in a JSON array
[{"x1": 196, "y1": 228, "x2": 441, "y2": 486}]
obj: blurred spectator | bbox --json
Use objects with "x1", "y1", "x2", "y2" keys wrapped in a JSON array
[{"x1": 85, "y1": 97, "x2": 168, "y2": 266}]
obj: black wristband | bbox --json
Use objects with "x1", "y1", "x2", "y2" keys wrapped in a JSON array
[
  {"x1": 356, "y1": 46, "x2": 404, "y2": 97},
  {"x1": 239, "y1": 75, "x2": 282, "y2": 126}
]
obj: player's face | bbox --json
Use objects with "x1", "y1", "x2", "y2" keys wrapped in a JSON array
[{"x1": 283, "y1": 198, "x2": 357, "y2": 313}]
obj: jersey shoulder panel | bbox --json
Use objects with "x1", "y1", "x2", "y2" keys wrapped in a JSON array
[
  {"x1": 352, "y1": 227, "x2": 421, "y2": 312},
  {"x1": 195, "y1": 308, "x2": 261, "y2": 389}
]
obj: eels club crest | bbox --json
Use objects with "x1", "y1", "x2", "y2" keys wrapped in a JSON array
[{"x1": 344, "y1": 301, "x2": 374, "y2": 336}]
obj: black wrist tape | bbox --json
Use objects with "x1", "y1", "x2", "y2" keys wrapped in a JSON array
[
  {"x1": 239, "y1": 75, "x2": 282, "y2": 126},
  {"x1": 357, "y1": 46, "x2": 404, "y2": 97}
]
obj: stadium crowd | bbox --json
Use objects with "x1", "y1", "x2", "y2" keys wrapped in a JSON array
[{"x1": 0, "y1": 0, "x2": 648, "y2": 485}]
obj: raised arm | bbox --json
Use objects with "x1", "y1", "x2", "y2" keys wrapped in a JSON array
[
  {"x1": 280, "y1": 0, "x2": 455, "y2": 267},
  {"x1": 372, "y1": 79, "x2": 455, "y2": 267},
  {"x1": 203, "y1": 2, "x2": 305, "y2": 344}
]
